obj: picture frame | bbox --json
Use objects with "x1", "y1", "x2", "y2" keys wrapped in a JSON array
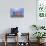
[{"x1": 10, "y1": 8, "x2": 24, "y2": 17}]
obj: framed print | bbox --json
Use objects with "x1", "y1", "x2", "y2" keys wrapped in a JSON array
[{"x1": 10, "y1": 8, "x2": 24, "y2": 17}]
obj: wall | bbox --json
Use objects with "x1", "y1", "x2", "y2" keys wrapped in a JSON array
[{"x1": 0, "y1": 0, "x2": 36, "y2": 42}]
